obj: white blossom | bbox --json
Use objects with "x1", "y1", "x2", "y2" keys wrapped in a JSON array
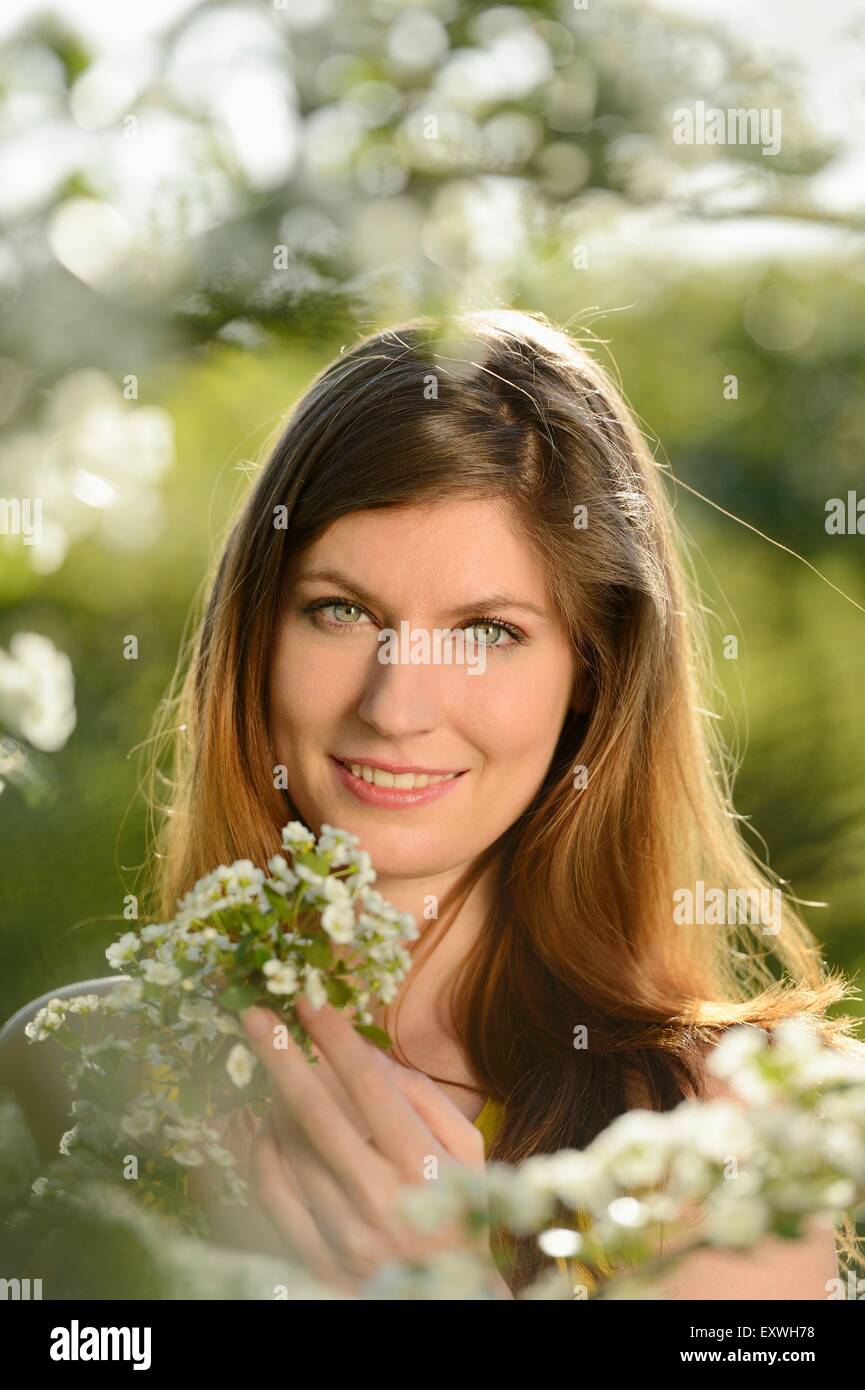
[
  {"x1": 321, "y1": 901, "x2": 356, "y2": 943},
  {"x1": 0, "y1": 632, "x2": 76, "y2": 751},
  {"x1": 171, "y1": 1147, "x2": 204, "y2": 1167},
  {"x1": 295, "y1": 864, "x2": 325, "y2": 895},
  {"x1": 121, "y1": 1108, "x2": 158, "y2": 1138},
  {"x1": 671, "y1": 1099, "x2": 755, "y2": 1164},
  {"x1": 267, "y1": 853, "x2": 299, "y2": 893},
  {"x1": 538, "y1": 1226, "x2": 583, "y2": 1257},
  {"x1": 706, "y1": 1024, "x2": 769, "y2": 1079},
  {"x1": 140, "y1": 923, "x2": 172, "y2": 943},
  {"x1": 321, "y1": 876, "x2": 350, "y2": 903},
  {"x1": 105, "y1": 930, "x2": 141, "y2": 969},
  {"x1": 703, "y1": 1193, "x2": 770, "y2": 1247},
  {"x1": 102, "y1": 980, "x2": 144, "y2": 1010},
  {"x1": 588, "y1": 1109, "x2": 674, "y2": 1188},
  {"x1": 24, "y1": 1000, "x2": 66, "y2": 1040},
  {"x1": 521, "y1": 1149, "x2": 613, "y2": 1211},
  {"x1": 226, "y1": 1043, "x2": 256, "y2": 1088},
  {"x1": 263, "y1": 959, "x2": 299, "y2": 995},
  {"x1": 282, "y1": 821, "x2": 315, "y2": 853},
  {"x1": 304, "y1": 965, "x2": 328, "y2": 1009},
  {"x1": 59, "y1": 1125, "x2": 79, "y2": 1155},
  {"x1": 347, "y1": 849, "x2": 376, "y2": 889},
  {"x1": 66, "y1": 994, "x2": 101, "y2": 1014},
  {"x1": 318, "y1": 823, "x2": 360, "y2": 866},
  {"x1": 179, "y1": 999, "x2": 218, "y2": 1025},
  {"x1": 141, "y1": 959, "x2": 181, "y2": 986}
]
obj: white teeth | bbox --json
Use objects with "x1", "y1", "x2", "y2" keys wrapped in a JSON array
[{"x1": 343, "y1": 762, "x2": 458, "y2": 790}]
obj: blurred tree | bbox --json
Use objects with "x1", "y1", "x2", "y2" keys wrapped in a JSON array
[{"x1": 0, "y1": 0, "x2": 857, "y2": 396}]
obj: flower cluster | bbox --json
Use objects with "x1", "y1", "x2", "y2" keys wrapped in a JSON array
[
  {"x1": 0, "y1": 632, "x2": 76, "y2": 755},
  {"x1": 27, "y1": 821, "x2": 418, "y2": 1218},
  {"x1": 390, "y1": 1017, "x2": 865, "y2": 1298},
  {"x1": 0, "y1": 631, "x2": 77, "y2": 798}
]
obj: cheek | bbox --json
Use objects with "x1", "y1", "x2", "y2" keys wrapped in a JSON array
[
  {"x1": 458, "y1": 649, "x2": 574, "y2": 772},
  {"x1": 268, "y1": 621, "x2": 366, "y2": 749}
]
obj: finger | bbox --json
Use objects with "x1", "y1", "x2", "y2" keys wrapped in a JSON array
[
  {"x1": 269, "y1": 1089, "x2": 425, "y2": 1273},
  {"x1": 267, "y1": 1102, "x2": 407, "y2": 1276},
  {"x1": 251, "y1": 1115, "x2": 355, "y2": 1291},
  {"x1": 293, "y1": 1038, "x2": 374, "y2": 1136},
  {"x1": 242, "y1": 1006, "x2": 397, "y2": 1214},
  {"x1": 292, "y1": 997, "x2": 453, "y2": 1176},
  {"x1": 300, "y1": 1004, "x2": 489, "y2": 1165},
  {"x1": 272, "y1": 1095, "x2": 464, "y2": 1273},
  {"x1": 379, "y1": 1066, "x2": 488, "y2": 1169}
]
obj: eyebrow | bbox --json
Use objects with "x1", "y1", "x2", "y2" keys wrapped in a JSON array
[{"x1": 294, "y1": 567, "x2": 548, "y2": 620}]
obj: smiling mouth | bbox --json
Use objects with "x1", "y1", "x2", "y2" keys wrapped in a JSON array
[{"x1": 333, "y1": 757, "x2": 463, "y2": 790}]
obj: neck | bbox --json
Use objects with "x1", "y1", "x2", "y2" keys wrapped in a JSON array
[{"x1": 372, "y1": 861, "x2": 495, "y2": 1045}]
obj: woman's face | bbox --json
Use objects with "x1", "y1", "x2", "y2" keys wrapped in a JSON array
[{"x1": 268, "y1": 497, "x2": 579, "y2": 882}]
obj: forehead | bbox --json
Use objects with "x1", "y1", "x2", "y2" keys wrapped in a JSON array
[{"x1": 292, "y1": 498, "x2": 552, "y2": 607}]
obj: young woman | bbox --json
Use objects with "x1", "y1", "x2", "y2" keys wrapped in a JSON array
[{"x1": 148, "y1": 309, "x2": 860, "y2": 1298}]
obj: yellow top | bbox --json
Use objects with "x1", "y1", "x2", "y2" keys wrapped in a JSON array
[
  {"x1": 473, "y1": 1095, "x2": 599, "y2": 1297},
  {"x1": 472, "y1": 1095, "x2": 506, "y2": 1150}
]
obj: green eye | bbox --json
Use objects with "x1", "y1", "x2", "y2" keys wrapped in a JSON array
[
  {"x1": 467, "y1": 623, "x2": 504, "y2": 645},
  {"x1": 304, "y1": 597, "x2": 373, "y2": 631},
  {"x1": 330, "y1": 600, "x2": 361, "y2": 622},
  {"x1": 461, "y1": 617, "x2": 525, "y2": 648},
  {"x1": 306, "y1": 600, "x2": 523, "y2": 648}
]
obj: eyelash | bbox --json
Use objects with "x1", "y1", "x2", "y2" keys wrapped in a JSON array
[{"x1": 302, "y1": 597, "x2": 528, "y2": 649}]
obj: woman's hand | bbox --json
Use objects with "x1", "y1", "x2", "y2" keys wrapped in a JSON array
[{"x1": 239, "y1": 995, "x2": 510, "y2": 1296}]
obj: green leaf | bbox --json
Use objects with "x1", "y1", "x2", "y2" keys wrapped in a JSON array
[
  {"x1": 774, "y1": 1213, "x2": 807, "y2": 1240},
  {"x1": 325, "y1": 977, "x2": 352, "y2": 1007},
  {"x1": 218, "y1": 984, "x2": 260, "y2": 1013},
  {"x1": 296, "y1": 850, "x2": 330, "y2": 876},
  {"x1": 306, "y1": 938, "x2": 333, "y2": 970},
  {"x1": 262, "y1": 883, "x2": 295, "y2": 921},
  {"x1": 354, "y1": 1024, "x2": 392, "y2": 1050},
  {"x1": 233, "y1": 943, "x2": 275, "y2": 981}
]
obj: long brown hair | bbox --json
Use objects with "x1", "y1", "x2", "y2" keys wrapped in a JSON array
[{"x1": 143, "y1": 309, "x2": 861, "y2": 1291}]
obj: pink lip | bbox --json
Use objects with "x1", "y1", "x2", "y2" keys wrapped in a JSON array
[{"x1": 330, "y1": 755, "x2": 467, "y2": 809}]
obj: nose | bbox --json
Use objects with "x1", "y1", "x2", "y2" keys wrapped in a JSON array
[{"x1": 355, "y1": 644, "x2": 446, "y2": 740}]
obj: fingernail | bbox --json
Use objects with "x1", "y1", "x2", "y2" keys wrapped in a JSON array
[{"x1": 242, "y1": 1007, "x2": 271, "y2": 1039}]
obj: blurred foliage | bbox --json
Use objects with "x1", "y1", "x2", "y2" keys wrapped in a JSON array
[
  {"x1": 0, "y1": 0, "x2": 856, "y2": 394},
  {"x1": 0, "y1": 0, "x2": 863, "y2": 1031},
  {"x1": 0, "y1": 1093, "x2": 315, "y2": 1298}
]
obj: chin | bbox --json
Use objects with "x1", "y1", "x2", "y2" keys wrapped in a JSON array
[{"x1": 355, "y1": 826, "x2": 451, "y2": 874}]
